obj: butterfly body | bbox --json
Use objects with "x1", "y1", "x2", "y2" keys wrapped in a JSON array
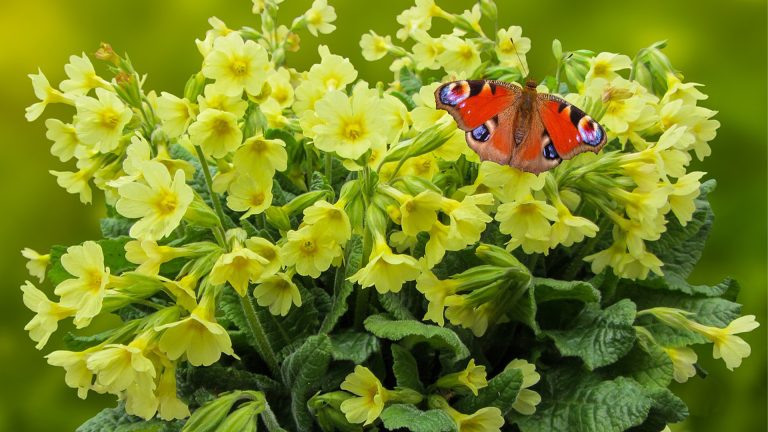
[{"x1": 435, "y1": 79, "x2": 606, "y2": 173}]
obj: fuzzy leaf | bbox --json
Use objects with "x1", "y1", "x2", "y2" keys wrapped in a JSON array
[
  {"x1": 100, "y1": 214, "x2": 133, "y2": 238},
  {"x1": 320, "y1": 235, "x2": 363, "y2": 333},
  {"x1": 514, "y1": 369, "x2": 653, "y2": 432},
  {"x1": 77, "y1": 403, "x2": 143, "y2": 432},
  {"x1": 544, "y1": 299, "x2": 637, "y2": 370},
  {"x1": 379, "y1": 404, "x2": 457, "y2": 432},
  {"x1": 455, "y1": 367, "x2": 523, "y2": 416},
  {"x1": 512, "y1": 278, "x2": 600, "y2": 334},
  {"x1": 329, "y1": 331, "x2": 380, "y2": 364},
  {"x1": 607, "y1": 343, "x2": 674, "y2": 389},
  {"x1": 280, "y1": 334, "x2": 333, "y2": 431},
  {"x1": 627, "y1": 388, "x2": 688, "y2": 432},
  {"x1": 391, "y1": 344, "x2": 424, "y2": 392},
  {"x1": 399, "y1": 67, "x2": 423, "y2": 95},
  {"x1": 364, "y1": 314, "x2": 470, "y2": 361},
  {"x1": 377, "y1": 288, "x2": 420, "y2": 321}
]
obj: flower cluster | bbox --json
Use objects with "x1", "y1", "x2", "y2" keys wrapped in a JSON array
[{"x1": 22, "y1": 0, "x2": 756, "y2": 431}]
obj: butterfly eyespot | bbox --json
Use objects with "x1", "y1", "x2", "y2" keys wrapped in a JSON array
[
  {"x1": 578, "y1": 117, "x2": 603, "y2": 146},
  {"x1": 471, "y1": 124, "x2": 491, "y2": 142},
  {"x1": 543, "y1": 143, "x2": 559, "y2": 160},
  {"x1": 439, "y1": 82, "x2": 470, "y2": 106}
]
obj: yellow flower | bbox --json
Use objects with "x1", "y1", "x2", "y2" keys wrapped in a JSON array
[
  {"x1": 349, "y1": 237, "x2": 421, "y2": 294},
  {"x1": 412, "y1": 30, "x2": 444, "y2": 70},
  {"x1": 612, "y1": 186, "x2": 669, "y2": 223},
  {"x1": 692, "y1": 315, "x2": 760, "y2": 371},
  {"x1": 308, "y1": 45, "x2": 358, "y2": 92},
  {"x1": 60, "y1": 52, "x2": 110, "y2": 96},
  {"x1": 245, "y1": 236, "x2": 282, "y2": 277},
  {"x1": 156, "y1": 295, "x2": 236, "y2": 366},
  {"x1": 340, "y1": 366, "x2": 389, "y2": 425},
  {"x1": 210, "y1": 242, "x2": 270, "y2": 296},
  {"x1": 86, "y1": 335, "x2": 156, "y2": 395},
  {"x1": 437, "y1": 359, "x2": 488, "y2": 396},
  {"x1": 495, "y1": 26, "x2": 531, "y2": 73},
  {"x1": 21, "y1": 281, "x2": 75, "y2": 349},
  {"x1": 202, "y1": 32, "x2": 271, "y2": 96},
  {"x1": 549, "y1": 202, "x2": 599, "y2": 248},
  {"x1": 585, "y1": 52, "x2": 632, "y2": 82},
  {"x1": 252, "y1": 0, "x2": 284, "y2": 14},
  {"x1": 45, "y1": 118, "x2": 82, "y2": 162},
  {"x1": 664, "y1": 346, "x2": 697, "y2": 383},
  {"x1": 21, "y1": 248, "x2": 50, "y2": 282},
  {"x1": 281, "y1": 225, "x2": 341, "y2": 278},
  {"x1": 311, "y1": 84, "x2": 387, "y2": 160},
  {"x1": 667, "y1": 171, "x2": 705, "y2": 225},
  {"x1": 360, "y1": 31, "x2": 392, "y2": 61},
  {"x1": 444, "y1": 295, "x2": 491, "y2": 337},
  {"x1": 53, "y1": 241, "x2": 110, "y2": 327},
  {"x1": 303, "y1": 0, "x2": 337, "y2": 36},
  {"x1": 443, "y1": 193, "x2": 494, "y2": 248},
  {"x1": 49, "y1": 163, "x2": 97, "y2": 204},
  {"x1": 188, "y1": 108, "x2": 243, "y2": 158},
  {"x1": 116, "y1": 162, "x2": 194, "y2": 240},
  {"x1": 253, "y1": 273, "x2": 302, "y2": 316},
  {"x1": 156, "y1": 92, "x2": 196, "y2": 138},
  {"x1": 496, "y1": 195, "x2": 557, "y2": 253},
  {"x1": 398, "y1": 153, "x2": 440, "y2": 180},
  {"x1": 505, "y1": 359, "x2": 542, "y2": 415},
  {"x1": 233, "y1": 134, "x2": 287, "y2": 176},
  {"x1": 75, "y1": 88, "x2": 133, "y2": 152},
  {"x1": 424, "y1": 221, "x2": 463, "y2": 268},
  {"x1": 438, "y1": 36, "x2": 481, "y2": 76},
  {"x1": 125, "y1": 240, "x2": 186, "y2": 276},
  {"x1": 26, "y1": 69, "x2": 73, "y2": 121},
  {"x1": 156, "y1": 361, "x2": 190, "y2": 420},
  {"x1": 662, "y1": 74, "x2": 708, "y2": 106},
  {"x1": 395, "y1": 0, "x2": 447, "y2": 41},
  {"x1": 302, "y1": 200, "x2": 352, "y2": 244},
  {"x1": 449, "y1": 406, "x2": 505, "y2": 432},
  {"x1": 415, "y1": 270, "x2": 458, "y2": 325},
  {"x1": 226, "y1": 172, "x2": 274, "y2": 219},
  {"x1": 398, "y1": 190, "x2": 442, "y2": 236},
  {"x1": 46, "y1": 350, "x2": 94, "y2": 399},
  {"x1": 198, "y1": 84, "x2": 248, "y2": 117},
  {"x1": 266, "y1": 67, "x2": 295, "y2": 108},
  {"x1": 380, "y1": 93, "x2": 411, "y2": 143}
]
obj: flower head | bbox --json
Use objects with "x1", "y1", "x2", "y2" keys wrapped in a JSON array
[
  {"x1": 360, "y1": 31, "x2": 392, "y2": 61},
  {"x1": 226, "y1": 172, "x2": 274, "y2": 219},
  {"x1": 60, "y1": 53, "x2": 110, "y2": 96},
  {"x1": 340, "y1": 366, "x2": 389, "y2": 425},
  {"x1": 303, "y1": 0, "x2": 337, "y2": 36},
  {"x1": 46, "y1": 350, "x2": 94, "y2": 399},
  {"x1": 302, "y1": 200, "x2": 352, "y2": 244},
  {"x1": 26, "y1": 69, "x2": 73, "y2": 121},
  {"x1": 156, "y1": 92, "x2": 196, "y2": 138},
  {"x1": 233, "y1": 135, "x2": 287, "y2": 176},
  {"x1": 416, "y1": 270, "x2": 458, "y2": 325},
  {"x1": 664, "y1": 346, "x2": 697, "y2": 383},
  {"x1": 437, "y1": 359, "x2": 488, "y2": 396},
  {"x1": 53, "y1": 241, "x2": 110, "y2": 327},
  {"x1": 253, "y1": 273, "x2": 302, "y2": 316},
  {"x1": 21, "y1": 281, "x2": 75, "y2": 349},
  {"x1": 75, "y1": 88, "x2": 133, "y2": 152},
  {"x1": 693, "y1": 315, "x2": 760, "y2": 370},
  {"x1": 505, "y1": 359, "x2": 542, "y2": 415},
  {"x1": 21, "y1": 248, "x2": 50, "y2": 282},
  {"x1": 495, "y1": 26, "x2": 530, "y2": 73},
  {"x1": 438, "y1": 36, "x2": 481, "y2": 76},
  {"x1": 349, "y1": 237, "x2": 421, "y2": 294},
  {"x1": 281, "y1": 225, "x2": 341, "y2": 278},
  {"x1": 188, "y1": 108, "x2": 243, "y2": 158},
  {"x1": 210, "y1": 242, "x2": 271, "y2": 296},
  {"x1": 202, "y1": 32, "x2": 271, "y2": 96}
]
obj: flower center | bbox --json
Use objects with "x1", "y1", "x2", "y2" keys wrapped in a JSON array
[
  {"x1": 344, "y1": 121, "x2": 364, "y2": 141},
  {"x1": 301, "y1": 239, "x2": 316, "y2": 254},
  {"x1": 86, "y1": 269, "x2": 104, "y2": 292},
  {"x1": 459, "y1": 44, "x2": 474, "y2": 60},
  {"x1": 100, "y1": 108, "x2": 120, "y2": 129},
  {"x1": 250, "y1": 192, "x2": 265, "y2": 207},
  {"x1": 212, "y1": 118, "x2": 232, "y2": 135},
  {"x1": 307, "y1": 10, "x2": 323, "y2": 25},
  {"x1": 592, "y1": 61, "x2": 609, "y2": 78},
  {"x1": 154, "y1": 189, "x2": 178, "y2": 216},
  {"x1": 230, "y1": 59, "x2": 249, "y2": 77}
]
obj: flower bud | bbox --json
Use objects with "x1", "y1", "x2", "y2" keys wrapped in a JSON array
[
  {"x1": 283, "y1": 190, "x2": 329, "y2": 217},
  {"x1": 184, "y1": 192, "x2": 221, "y2": 229},
  {"x1": 94, "y1": 42, "x2": 119, "y2": 65},
  {"x1": 183, "y1": 72, "x2": 207, "y2": 101},
  {"x1": 265, "y1": 206, "x2": 291, "y2": 232},
  {"x1": 479, "y1": 0, "x2": 498, "y2": 22},
  {"x1": 182, "y1": 391, "x2": 265, "y2": 432},
  {"x1": 382, "y1": 122, "x2": 454, "y2": 165},
  {"x1": 552, "y1": 39, "x2": 563, "y2": 62},
  {"x1": 308, "y1": 392, "x2": 362, "y2": 432}
]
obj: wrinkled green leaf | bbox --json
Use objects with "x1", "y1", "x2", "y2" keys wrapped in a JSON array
[
  {"x1": 364, "y1": 314, "x2": 470, "y2": 361},
  {"x1": 512, "y1": 277, "x2": 600, "y2": 334},
  {"x1": 607, "y1": 343, "x2": 674, "y2": 389},
  {"x1": 627, "y1": 388, "x2": 688, "y2": 432},
  {"x1": 77, "y1": 404, "x2": 143, "y2": 432},
  {"x1": 280, "y1": 334, "x2": 333, "y2": 431},
  {"x1": 329, "y1": 331, "x2": 380, "y2": 364},
  {"x1": 320, "y1": 235, "x2": 363, "y2": 333},
  {"x1": 380, "y1": 404, "x2": 457, "y2": 432},
  {"x1": 455, "y1": 367, "x2": 523, "y2": 416},
  {"x1": 391, "y1": 344, "x2": 424, "y2": 392}
]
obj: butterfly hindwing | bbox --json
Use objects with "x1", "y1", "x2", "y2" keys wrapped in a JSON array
[{"x1": 538, "y1": 95, "x2": 607, "y2": 160}]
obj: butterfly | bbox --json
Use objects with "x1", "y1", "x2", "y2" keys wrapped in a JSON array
[{"x1": 435, "y1": 79, "x2": 607, "y2": 174}]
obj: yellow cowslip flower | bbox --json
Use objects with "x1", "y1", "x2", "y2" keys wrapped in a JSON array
[
  {"x1": 340, "y1": 365, "x2": 389, "y2": 426},
  {"x1": 360, "y1": 31, "x2": 392, "y2": 61},
  {"x1": 125, "y1": 240, "x2": 189, "y2": 276},
  {"x1": 188, "y1": 108, "x2": 243, "y2": 158},
  {"x1": 443, "y1": 193, "x2": 494, "y2": 248},
  {"x1": 202, "y1": 32, "x2": 270, "y2": 96},
  {"x1": 664, "y1": 346, "x2": 697, "y2": 383},
  {"x1": 303, "y1": 0, "x2": 337, "y2": 36},
  {"x1": 245, "y1": 236, "x2": 282, "y2": 277},
  {"x1": 49, "y1": 159, "x2": 99, "y2": 204},
  {"x1": 585, "y1": 52, "x2": 632, "y2": 82},
  {"x1": 266, "y1": 67, "x2": 295, "y2": 109},
  {"x1": 437, "y1": 359, "x2": 488, "y2": 396},
  {"x1": 618, "y1": 248, "x2": 664, "y2": 280},
  {"x1": 46, "y1": 350, "x2": 94, "y2": 399},
  {"x1": 26, "y1": 69, "x2": 74, "y2": 121},
  {"x1": 252, "y1": 0, "x2": 284, "y2": 14},
  {"x1": 53, "y1": 241, "x2": 110, "y2": 328},
  {"x1": 505, "y1": 359, "x2": 542, "y2": 415},
  {"x1": 667, "y1": 171, "x2": 705, "y2": 225},
  {"x1": 307, "y1": 45, "x2": 358, "y2": 92},
  {"x1": 583, "y1": 77, "x2": 657, "y2": 140},
  {"x1": 109, "y1": 134, "x2": 194, "y2": 189},
  {"x1": 349, "y1": 237, "x2": 421, "y2": 294},
  {"x1": 612, "y1": 186, "x2": 669, "y2": 224},
  {"x1": 415, "y1": 270, "x2": 458, "y2": 325},
  {"x1": 495, "y1": 26, "x2": 531, "y2": 73},
  {"x1": 210, "y1": 242, "x2": 271, "y2": 296},
  {"x1": 310, "y1": 84, "x2": 387, "y2": 160},
  {"x1": 444, "y1": 295, "x2": 491, "y2": 337},
  {"x1": 156, "y1": 92, "x2": 196, "y2": 138},
  {"x1": 86, "y1": 334, "x2": 156, "y2": 395},
  {"x1": 463, "y1": 162, "x2": 545, "y2": 203},
  {"x1": 21, "y1": 281, "x2": 75, "y2": 349},
  {"x1": 198, "y1": 84, "x2": 248, "y2": 117},
  {"x1": 390, "y1": 230, "x2": 418, "y2": 253},
  {"x1": 281, "y1": 225, "x2": 341, "y2": 278},
  {"x1": 449, "y1": 406, "x2": 505, "y2": 432},
  {"x1": 690, "y1": 315, "x2": 760, "y2": 371},
  {"x1": 253, "y1": 272, "x2": 302, "y2": 316},
  {"x1": 660, "y1": 102, "x2": 719, "y2": 161},
  {"x1": 156, "y1": 361, "x2": 190, "y2": 420},
  {"x1": 438, "y1": 35, "x2": 481, "y2": 77},
  {"x1": 302, "y1": 200, "x2": 352, "y2": 244},
  {"x1": 424, "y1": 221, "x2": 464, "y2": 268},
  {"x1": 397, "y1": 153, "x2": 440, "y2": 180},
  {"x1": 156, "y1": 294, "x2": 236, "y2": 366},
  {"x1": 550, "y1": 202, "x2": 599, "y2": 248},
  {"x1": 116, "y1": 162, "x2": 194, "y2": 241},
  {"x1": 584, "y1": 239, "x2": 628, "y2": 275},
  {"x1": 195, "y1": 17, "x2": 234, "y2": 57},
  {"x1": 75, "y1": 88, "x2": 133, "y2": 152},
  {"x1": 380, "y1": 93, "x2": 411, "y2": 143},
  {"x1": 226, "y1": 172, "x2": 274, "y2": 219},
  {"x1": 21, "y1": 248, "x2": 50, "y2": 282},
  {"x1": 412, "y1": 30, "x2": 444, "y2": 70},
  {"x1": 662, "y1": 74, "x2": 708, "y2": 106},
  {"x1": 260, "y1": 98, "x2": 291, "y2": 129},
  {"x1": 496, "y1": 195, "x2": 557, "y2": 254},
  {"x1": 398, "y1": 190, "x2": 442, "y2": 236},
  {"x1": 45, "y1": 118, "x2": 82, "y2": 162},
  {"x1": 60, "y1": 53, "x2": 110, "y2": 96},
  {"x1": 233, "y1": 134, "x2": 287, "y2": 176}
]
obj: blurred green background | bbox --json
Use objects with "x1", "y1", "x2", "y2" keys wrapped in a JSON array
[{"x1": 1, "y1": 0, "x2": 764, "y2": 431}]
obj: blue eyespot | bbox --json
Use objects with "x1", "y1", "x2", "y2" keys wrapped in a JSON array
[
  {"x1": 471, "y1": 124, "x2": 490, "y2": 142},
  {"x1": 543, "y1": 143, "x2": 559, "y2": 160},
  {"x1": 439, "y1": 83, "x2": 469, "y2": 106},
  {"x1": 578, "y1": 118, "x2": 603, "y2": 146}
]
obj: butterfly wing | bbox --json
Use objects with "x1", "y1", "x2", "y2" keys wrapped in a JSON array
[
  {"x1": 537, "y1": 94, "x2": 607, "y2": 160},
  {"x1": 435, "y1": 80, "x2": 521, "y2": 164}
]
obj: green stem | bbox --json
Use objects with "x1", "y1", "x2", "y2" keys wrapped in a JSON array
[
  {"x1": 240, "y1": 294, "x2": 280, "y2": 376},
  {"x1": 193, "y1": 144, "x2": 228, "y2": 242},
  {"x1": 353, "y1": 287, "x2": 371, "y2": 331},
  {"x1": 325, "y1": 152, "x2": 333, "y2": 186}
]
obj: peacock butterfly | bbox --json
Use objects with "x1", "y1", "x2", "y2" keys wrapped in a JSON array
[{"x1": 435, "y1": 79, "x2": 606, "y2": 174}]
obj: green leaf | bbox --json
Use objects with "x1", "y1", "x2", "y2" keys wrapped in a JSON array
[
  {"x1": 329, "y1": 331, "x2": 380, "y2": 364},
  {"x1": 627, "y1": 388, "x2": 688, "y2": 432},
  {"x1": 513, "y1": 369, "x2": 653, "y2": 432},
  {"x1": 391, "y1": 344, "x2": 424, "y2": 392},
  {"x1": 390, "y1": 91, "x2": 416, "y2": 111},
  {"x1": 544, "y1": 299, "x2": 637, "y2": 370},
  {"x1": 399, "y1": 67, "x2": 423, "y2": 95},
  {"x1": 218, "y1": 287, "x2": 258, "y2": 350},
  {"x1": 379, "y1": 404, "x2": 457, "y2": 432},
  {"x1": 455, "y1": 367, "x2": 523, "y2": 416},
  {"x1": 377, "y1": 288, "x2": 420, "y2": 321},
  {"x1": 115, "y1": 420, "x2": 184, "y2": 432},
  {"x1": 101, "y1": 215, "x2": 133, "y2": 238},
  {"x1": 177, "y1": 364, "x2": 284, "y2": 399},
  {"x1": 280, "y1": 334, "x2": 333, "y2": 431},
  {"x1": 320, "y1": 235, "x2": 363, "y2": 333},
  {"x1": 364, "y1": 314, "x2": 470, "y2": 361},
  {"x1": 607, "y1": 343, "x2": 674, "y2": 389},
  {"x1": 63, "y1": 328, "x2": 118, "y2": 351},
  {"x1": 48, "y1": 237, "x2": 135, "y2": 286},
  {"x1": 511, "y1": 277, "x2": 600, "y2": 334},
  {"x1": 77, "y1": 404, "x2": 143, "y2": 432}
]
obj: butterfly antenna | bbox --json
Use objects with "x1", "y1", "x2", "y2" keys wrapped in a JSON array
[{"x1": 510, "y1": 37, "x2": 529, "y2": 78}]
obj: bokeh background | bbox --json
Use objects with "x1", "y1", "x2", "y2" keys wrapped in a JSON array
[{"x1": 0, "y1": 0, "x2": 764, "y2": 431}]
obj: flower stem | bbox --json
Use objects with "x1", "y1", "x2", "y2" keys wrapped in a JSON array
[
  {"x1": 240, "y1": 294, "x2": 279, "y2": 376},
  {"x1": 193, "y1": 144, "x2": 228, "y2": 244}
]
